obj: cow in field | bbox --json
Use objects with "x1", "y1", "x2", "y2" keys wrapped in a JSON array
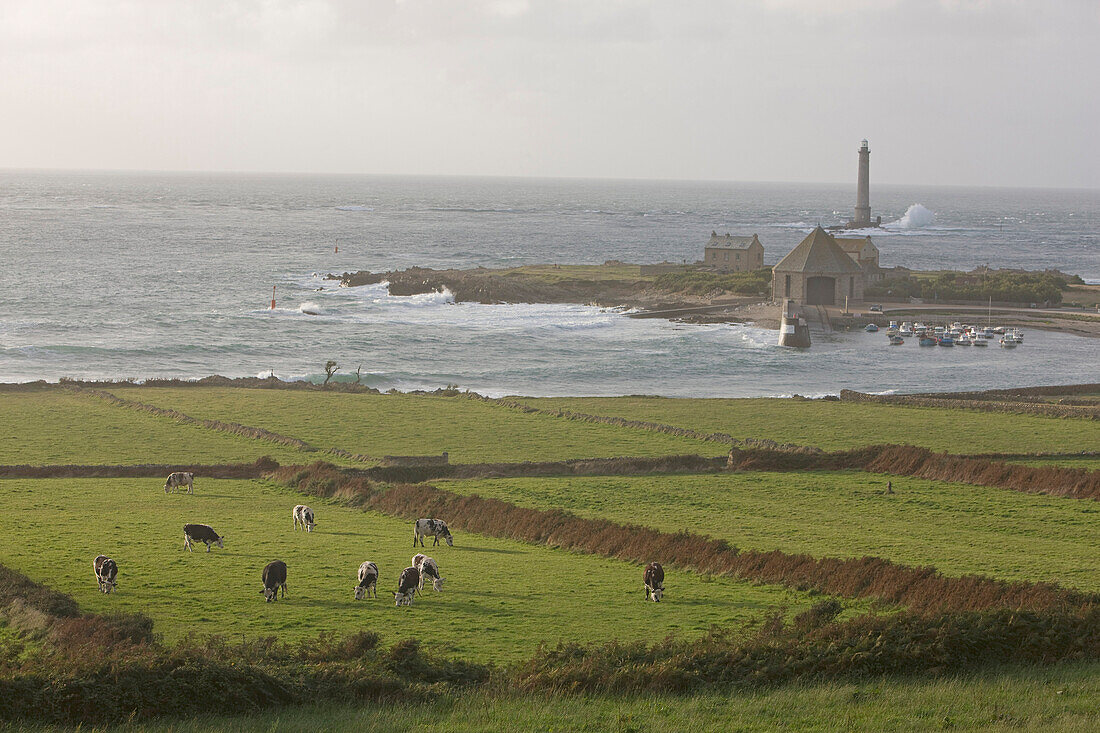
[
  {"x1": 354, "y1": 561, "x2": 378, "y2": 600},
  {"x1": 183, "y1": 523, "x2": 224, "y2": 553},
  {"x1": 293, "y1": 505, "x2": 315, "y2": 532},
  {"x1": 262, "y1": 560, "x2": 288, "y2": 602},
  {"x1": 393, "y1": 566, "x2": 420, "y2": 606},
  {"x1": 164, "y1": 472, "x2": 194, "y2": 494},
  {"x1": 93, "y1": 555, "x2": 117, "y2": 594},
  {"x1": 413, "y1": 518, "x2": 452, "y2": 547},
  {"x1": 643, "y1": 561, "x2": 664, "y2": 602},
  {"x1": 412, "y1": 554, "x2": 445, "y2": 592}
]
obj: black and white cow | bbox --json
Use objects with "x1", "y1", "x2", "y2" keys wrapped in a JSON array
[
  {"x1": 164, "y1": 471, "x2": 194, "y2": 494},
  {"x1": 412, "y1": 554, "x2": 445, "y2": 592},
  {"x1": 643, "y1": 561, "x2": 665, "y2": 602},
  {"x1": 93, "y1": 554, "x2": 117, "y2": 594},
  {"x1": 413, "y1": 518, "x2": 453, "y2": 547},
  {"x1": 183, "y1": 523, "x2": 225, "y2": 553},
  {"x1": 261, "y1": 560, "x2": 288, "y2": 602},
  {"x1": 393, "y1": 566, "x2": 420, "y2": 606},
  {"x1": 354, "y1": 561, "x2": 378, "y2": 600},
  {"x1": 293, "y1": 504, "x2": 315, "y2": 532}
]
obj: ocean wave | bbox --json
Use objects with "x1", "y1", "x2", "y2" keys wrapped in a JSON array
[
  {"x1": 298, "y1": 302, "x2": 327, "y2": 316},
  {"x1": 888, "y1": 204, "x2": 935, "y2": 229},
  {"x1": 335, "y1": 205, "x2": 374, "y2": 211}
]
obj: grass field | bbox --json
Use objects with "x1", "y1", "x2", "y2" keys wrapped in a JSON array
[
  {"x1": 515, "y1": 396, "x2": 1100, "y2": 454},
  {"x1": 24, "y1": 662, "x2": 1100, "y2": 732},
  {"x1": 0, "y1": 477, "x2": 833, "y2": 662},
  {"x1": 103, "y1": 387, "x2": 717, "y2": 463},
  {"x1": 0, "y1": 391, "x2": 312, "y2": 466},
  {"x1": 442, "y1": 471, "x2": 1100, "y2": 591}
]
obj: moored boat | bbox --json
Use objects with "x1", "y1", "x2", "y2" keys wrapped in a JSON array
[
  {"x1": 888, "y1": 334, "x2": 904, "y2": 345},
  {"x1": 919, "y1": 336, "x2": 938, "y2": 346},
  {"x1": 865, "y1": 323, "x2": 879, "y2": 332},
  {"x1": 938, "y1": 336, "x2": 954, "y2": 347}
]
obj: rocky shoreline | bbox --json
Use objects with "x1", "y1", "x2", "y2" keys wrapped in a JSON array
[
  {"x1": 326, "y1": 265, "x2": 1100, "y2": 337},
  {"x1": 326, "y1": 265, "x2": 759, "y2": 313}
]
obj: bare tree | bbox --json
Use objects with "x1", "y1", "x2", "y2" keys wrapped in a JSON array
[
  {"x1": 355, "y1": 365, "x2": 363, "y2": 384},
  {"x1": 323, "y1": 360, "x2": 338, "y2": 385}
]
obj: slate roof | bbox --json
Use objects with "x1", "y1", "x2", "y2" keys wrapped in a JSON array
[
  {"x1": 707, "y1": 233, "x2": 761, "y2": 250},
  {"x1": 773, "y1": 226, "x2": 862, "y2": 274}
]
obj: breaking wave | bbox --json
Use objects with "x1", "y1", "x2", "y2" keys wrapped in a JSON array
[{"x1": 890, "y1": 204, "x2": 935, "y2": 229}]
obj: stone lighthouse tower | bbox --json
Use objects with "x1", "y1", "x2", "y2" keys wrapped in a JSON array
[{"x1": 846, "y1": 140, "x2": 879, "y2": 229}]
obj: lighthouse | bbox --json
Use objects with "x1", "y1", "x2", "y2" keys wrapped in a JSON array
[{"x1": 846, "y1": 140, "x2": 880, "y2": 229}]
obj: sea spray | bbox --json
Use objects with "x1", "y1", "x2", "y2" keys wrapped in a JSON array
[{"x1": 892, "y1": 204, "x2": 935, "y2": 229}]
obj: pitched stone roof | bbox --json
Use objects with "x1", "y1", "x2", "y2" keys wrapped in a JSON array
[
  {"x1": 707, "y1": 232, "x2": 761, "y2": 250},
  {"x1": 834, "y1": 236, "x2": 879, "y2": 256},
  {"x1": 773, "y1": 226, "x2": 862, "y2": 274}
]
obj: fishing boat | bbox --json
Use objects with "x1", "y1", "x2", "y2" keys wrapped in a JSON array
[
  {"x1": 899, "y1": 323, "x2": 914, "y2": 337},
  {"x1": 919, "y1": 336, "x2": 938, "y2": 347},
  {"x1": 999, "y1": 336, "x2": 1017, "y2": 348},
  {"x1": 972, "y1": 336, "x2": 988, "y2": 347},
  {"x1": 888, "y1": 334, "x2": 904, "y2": 345},
  {"x1": 938, "y1": 336, "x2": 954, "y2": 347},
  {"x1": 955, "y1": 334, "x2": 971, "y2": 345},
  {"x1": 865, "y1": 323, "x2": 879, "y2": 332}
]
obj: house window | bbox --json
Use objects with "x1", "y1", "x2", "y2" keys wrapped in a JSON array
[
  {"x1": 712, "y1": 252, "x2": 717, "y2": 260},
  {"x1": 785, "y1": 275, "x2": 791, "y2": 297},
  {"x1": 723, "y1": 251, "x2": 729, "y2": 261},
  {"x1": 735, "y1": 253, "x2": 740, "y2": 261}
]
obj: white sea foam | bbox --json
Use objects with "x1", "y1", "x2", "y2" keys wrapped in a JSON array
[
  {"x1": 889, "y1": 204, "x2": 935, "y2": 229},
  {"x1": 335, "y1": 205, "x2": 374, "y2": 211},
  {"x1": 299, "y1": 302, "x2": 327, "y2": 316}
]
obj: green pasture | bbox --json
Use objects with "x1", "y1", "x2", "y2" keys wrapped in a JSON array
[
  {"x1": 0, "y1": 477, "x2": 830, "y2": 663},
  {"x1": 0, "y1": 391, "x2": 310, "y2": 466},
  {"x1": 443, "y1": 471, "x2": 1100, "y2": 591},
  {"x1": 36, "y1": 662, "x2": 1100, "y2": 732},
  {"x1": 1008, "y1": 457, "x2": 1100, "y2": 470},
  {"x1": 515, "y1": 396, "x2": 1100, "y2": 454},
  {"x1": 103, "y1": 387, "x2": 717, "y2": 463}
]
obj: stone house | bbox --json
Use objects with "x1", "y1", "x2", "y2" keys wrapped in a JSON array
[
  {"x1": 772, "y1": 226, "x2": 864, "y2": 305},
  {"x1": 835, "y1": 236, "x2": 883, "y2": 283},
  {"x1": 703, "y1": 232, "x2": 764, "y2": 272}
]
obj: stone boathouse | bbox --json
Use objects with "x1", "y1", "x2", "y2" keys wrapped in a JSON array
[{"x1": 772, "y1": 226, "x2": 864, "y2": 306}]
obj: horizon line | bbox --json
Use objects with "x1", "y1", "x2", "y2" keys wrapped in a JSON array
[{"x1": 1, "y1": 166, "x2": 1097, "y2": 194}]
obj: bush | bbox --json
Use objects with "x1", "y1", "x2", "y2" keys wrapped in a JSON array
[
  {"x1": 866, "y1": 271, "x2": 1067, "y2": 304},
  {"x1": 655, "y1": 268, "x2": 772, "y2": 296}
]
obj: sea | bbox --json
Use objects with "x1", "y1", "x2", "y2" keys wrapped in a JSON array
[{"x1": 0, "y1": 170, "x2": 1097, "y2": 397}]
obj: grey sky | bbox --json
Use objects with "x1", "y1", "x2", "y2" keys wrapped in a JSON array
[{"x1": 1, "y1": 0, "x2": 1097, "y2": 187}]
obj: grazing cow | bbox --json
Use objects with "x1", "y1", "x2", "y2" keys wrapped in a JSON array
[
  {"x1": 643, "y1": 562, "x2": 665, "y2": 602},
  {"x1": 293, "y1": 504, "x2": 315, "y2": 532},
  {"x1": 393, "y1": 566, "x2": 420, "y2": 606},
  {"x1": 183, "y1": 523, "x2": 225, "y2": 553},
  {"x1": 412, "y1": 554, "x2": 445, "y2": 592},
  {"x1": 164, "y1": 472, "x2": 194, "y2": 494},
  {"x1": 354, "y1": 561, "x2": 378, "y2": 600},
  {"x1": 93, "y1": 555, "x2": 117, "y2": 594},
  {"x1": 413, "y1": 518, "x2": 453, "y2": 547},
  {"x1": 261, "y1": 560, "x2": 288, "y2": 602}
]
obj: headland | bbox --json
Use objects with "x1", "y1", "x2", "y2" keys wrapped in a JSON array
[{"x1": 327, "y1": 262, "x2": 1100, "y2": 337}]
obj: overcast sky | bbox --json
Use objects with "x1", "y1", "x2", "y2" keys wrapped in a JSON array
[{"x1": 1, "y1": 0, "x2": 1097, "y2": 188}]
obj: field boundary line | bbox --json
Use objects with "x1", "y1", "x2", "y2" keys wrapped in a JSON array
[
  {"x1": 67, "y1": 387, "x2": 376, "y2": 465},
  {"x1": 273, "y1": 463, "x2": 1100, "y2": 615},
  {"x1": 460, "y1": 392, "x2": 823, "y2": 452},
  {"x1": 839, "y1": 389, "x2": 1100, "y2": 419}
]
